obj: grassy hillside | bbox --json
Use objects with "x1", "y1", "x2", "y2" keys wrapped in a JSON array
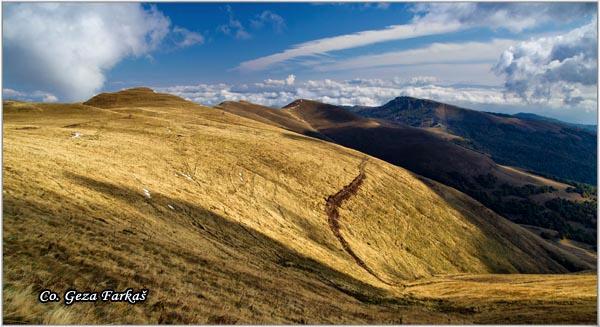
[
  {"x1": 3, "y1": 88, "x2": 596, "y2": 323},
  {"x1": 220, "y1": 99, "x2": 597, "y2": 246},
  {"x1": 349, "y1": 96, "x2": 597, "y2": 185}
]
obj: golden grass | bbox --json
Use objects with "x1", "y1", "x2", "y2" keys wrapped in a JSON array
[
  {"x1": 2, "y1": 89, "x2": 597, "y2": 323},
  {"x1": 405, "y1": 273, "x2": 597, "y2": 324}
]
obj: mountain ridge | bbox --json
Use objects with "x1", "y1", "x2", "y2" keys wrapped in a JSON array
[{"x1": 347, "y1": 96, "x2": 597, "y2": 185}]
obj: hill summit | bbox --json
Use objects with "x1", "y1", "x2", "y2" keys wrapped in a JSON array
[
  {"x1": 83, "y1": 87, "x2": 192, "y2": 109},
  {"x1": 380, "y1": 96, "x2": 446, "y2": 111}
]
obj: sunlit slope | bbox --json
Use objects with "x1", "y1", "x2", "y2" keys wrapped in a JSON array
[
  {"x1": 220, "y1": 99, "x2": 595, "y2": 279},
  {"x1": 2, "y1": 88, "x2": 593, "y2": 323},
  {"x1": 404, "y1": 273, "x2": 597, "y2": 324},
  {"x1": 271, "y1": 99, "x2": 596, "y2": 247}
]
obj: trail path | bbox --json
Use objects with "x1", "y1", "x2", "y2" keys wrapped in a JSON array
[{"x1": 325, "y1": 157, "x2": 394, "y2": 285}]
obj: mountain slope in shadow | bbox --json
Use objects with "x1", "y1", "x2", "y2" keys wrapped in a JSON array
[{"x1": 349, "y1": 96, "x2": 597, "y2": 185}]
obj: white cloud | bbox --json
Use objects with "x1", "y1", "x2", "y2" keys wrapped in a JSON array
[
  {"x1": 156, "y1": 77, "x2": 525, "y2": 108},
  {"x1": 236, "y1": 3, "x2": 595, "y2": 72},
  {"x1": 404, "y1": 76, "x2": 439, "y2": 86},
  {"x1": 236, "y1": 21, "x2": 462, "y2": 71},
  {"x1": 251, "y1": 11, "x2": 286, "y2": 33},
  {"x1": 218, "y1": 5, "x2": 251, "y2": 40},
  {"x1": 316, "y1": 39, "x2": 516, "y2": 72},
  {"x1": 361, "y1": 3, "x2": 390, "y2": 10},
  {"x1": 4, "y1": 3, "x2": 203, "y2": 102},
  {"x1": 413, "y1": 3, "x2": 596, "y2": 33},
  {"x1": 285, "y1": 74, "x2": 296, "y2": 86},
  {"x1": 39, "y1": 92, "x2": 59, "y2": 103},
  {"x1": 172, "y1": 26, "x2": 204, "y2": 48},
  {"x1": 494, "y1": 20, "x2": 598, "y2": 106},
  {"x1": 3, "y1": 3, "x2": 172, "y2": 102},
  {"x1": 3, "y1": 88, "x2": 25, "y2": 98},
  {"x1": 3, "y1": 88, "x2": 58, "y2": 103}
]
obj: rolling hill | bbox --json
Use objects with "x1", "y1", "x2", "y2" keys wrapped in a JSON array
[
  {"x1": 3, "y1": 88, "x2": 596, "y2": 324},
  {"x1": 348, "y1": 96, "x2": 597, "y2": 185},
  {"x1": 219, "y1": 99, "x2": 597, "y2": 247}
]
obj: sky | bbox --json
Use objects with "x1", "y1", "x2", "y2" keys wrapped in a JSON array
[{"x1": 2, "y1": 2, "x2": 598, "y2": 124}]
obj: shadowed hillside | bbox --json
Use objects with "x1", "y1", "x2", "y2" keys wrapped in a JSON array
[
  {"x1": 3, "y1": 88, "x2": 596, "y2": 324},
  {"x1": 349, "y1": 96, "x2": 597, "y2": 185},
  {"x1": 214, "y1": 100, "x2": 331, "y2": 141}
]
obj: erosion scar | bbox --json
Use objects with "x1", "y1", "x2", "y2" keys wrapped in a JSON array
[{"x1": 325, "y1": 157, "x2": 391, "y2": 285}]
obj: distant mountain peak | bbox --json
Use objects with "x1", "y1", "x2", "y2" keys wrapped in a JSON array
[
  {"x1": 379, "y1": 96, "x2": 443, "y2": 112},
  {"x1": 391, "y1": 95, "x2": 420, "y2": 101}
]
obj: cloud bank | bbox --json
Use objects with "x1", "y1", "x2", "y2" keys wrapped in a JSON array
[
  {"x1": 158, "y1": 75, "x2": 595, "y2": 123},
  {"x1": 158, "y1": 76, "x2": 521, "y2": 108}
]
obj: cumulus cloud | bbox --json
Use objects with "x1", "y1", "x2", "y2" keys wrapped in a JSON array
[
  {"x1": 251, "y1": 11, "x2": 286, "y2": 33},
  {"x1": 261, "y1": 74, "x2": 296, "y2": 87},
  {"x1": 236, "y1": 3, "x2": 594, "y2": 71},
  {"x1": 494, "y1": 20, "x2": 598, "y2": 107},
  {"x1": 3, "y1": 3, "x2": 172, "y2": 102},
  {"x1": 3, "y1": 3, "x2": 203, "y2": 102},
  {"x1": 218, "y1": 5, "x2": 251, "y2": 40}
]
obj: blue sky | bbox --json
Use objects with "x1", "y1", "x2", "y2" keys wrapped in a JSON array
[
  {"x1": 108, "y1": 3, "x2": 421, "y2": 85},
  {"x1": 3, "y1": 2, "x2": 598, "y2": 123}
]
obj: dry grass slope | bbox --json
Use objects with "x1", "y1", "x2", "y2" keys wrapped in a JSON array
[
  {"x1": 3, "y1": 88, "x2": 596, "y2": 324},
  {"x1": 222, "y1": 100, "x2": 597, "y2": 250}
]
